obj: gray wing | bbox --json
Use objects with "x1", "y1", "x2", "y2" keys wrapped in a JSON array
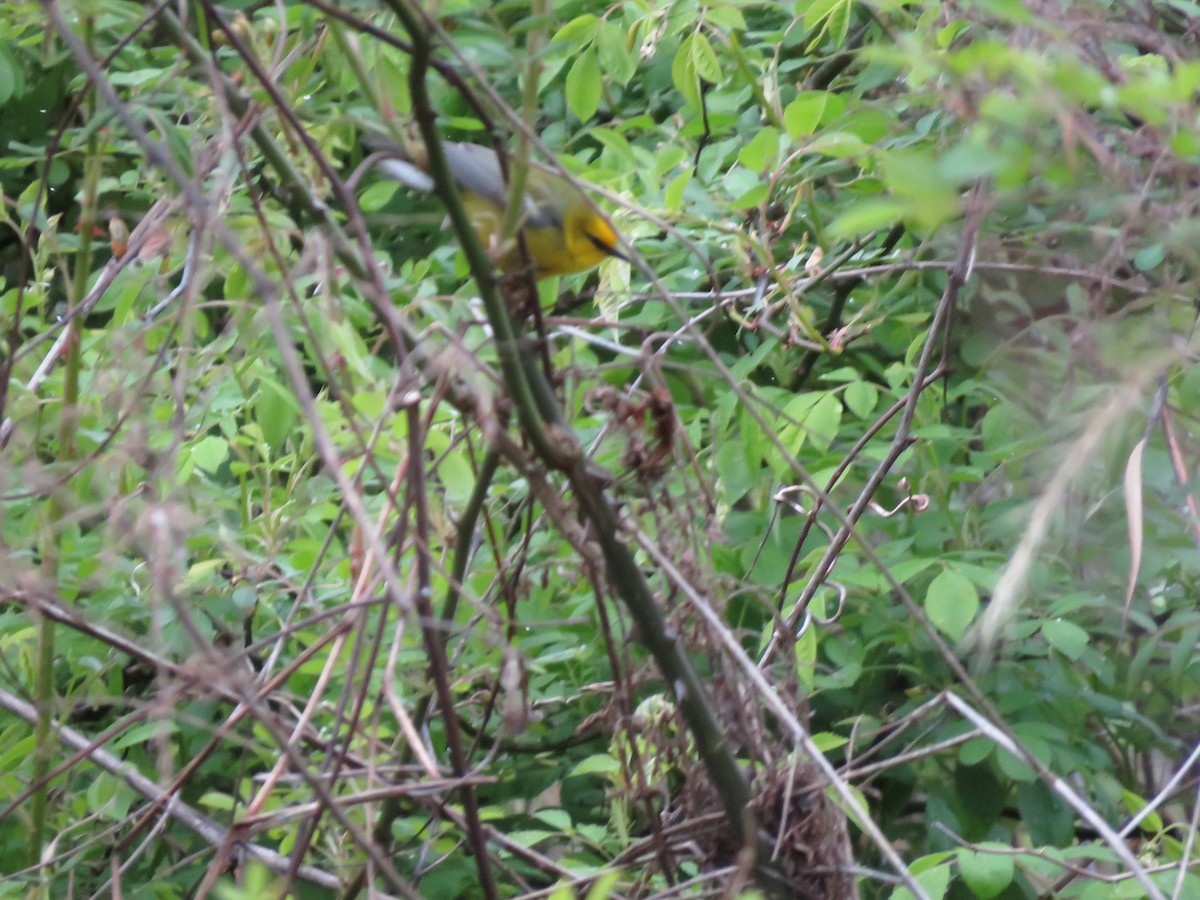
[
  {"x1": 444, "y1": 143, "x2": 563, "y2": 229},
  {"x1": 369, "y1": 135, "x2": 563, "y2": 228},
  {"x1": 442, "y1": 143, "x2": 506, "y2": 206}
]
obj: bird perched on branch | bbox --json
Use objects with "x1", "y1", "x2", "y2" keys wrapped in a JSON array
[{"x1": 366, "y1": 131, "x2": 627, "y2": 278}]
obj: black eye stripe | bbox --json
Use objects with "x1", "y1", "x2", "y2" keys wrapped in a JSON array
[
  {"x1": 585, "y1": 231, "x2": 630, "y2": 262},
  {"x1": 586, "y1": 232, "x2": 612, "y2": 252}
]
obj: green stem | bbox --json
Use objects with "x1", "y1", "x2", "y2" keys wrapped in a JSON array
[
  {"x1": 30, "y1": 13, "x2": 100, "y2": 873},
  {"x1": 496, "y1": 0, "x2": 546, "y2": 243}
]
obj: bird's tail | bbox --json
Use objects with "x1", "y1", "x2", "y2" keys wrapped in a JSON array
[{"x1": 362, "y1": 127, "x2": 433, "y2": 192}]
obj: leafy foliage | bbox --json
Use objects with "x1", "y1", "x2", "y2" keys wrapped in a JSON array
[{"x1": 2, "y1": 0, "x2": 1199, "y2": 898}]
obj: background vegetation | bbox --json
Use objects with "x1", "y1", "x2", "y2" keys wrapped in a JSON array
[{"x1": 2, "y1": 0, "x2": 1199, "y2": 897}]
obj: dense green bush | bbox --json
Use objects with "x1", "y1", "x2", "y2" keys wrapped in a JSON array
[{"x1": 1, "y1": 1, "x2": 1198, "y2": 897}]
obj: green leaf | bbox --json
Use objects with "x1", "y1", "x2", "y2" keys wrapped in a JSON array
[
  {"x1": 843, "y1": 380, "x2": 877, "y2": 418},
  {"x1": 224, "y1": 264, "x2": 249, "y2": 302},
  {"x1": 584, "y1": 871, "x2": 621, "y2": 900},
  {"x1": 0, "y1": 46, "x2": 18, "y2": 107},
  {"x1": 803, "y1": 0, "x2": 854, "y2": 48},
  {"x1": 958, "y1": 738, "x2": 994, "y2": 766},
  {"x1": 706, "y1": 5, "x2": 747, "y2": 32},
  {"x1": 878, "y1": 148, "x2": 963, "y2": 227},
  {"x1": 506, "y1": 830, "x2": 555, "y2": 848},
  {"x1": 359, "y1": 180, "x2": 400, "y2": 213},
  {"x1": 957, "y1": 845, "x2": 1015, "y2": 899},
  {"x1": 569, "y1": 754, "x2": 620, "y2": 778},
  {"x1": 811, "y1": 731, "x2": 848, "y2": 752},
  {"x1": 112, "y1": 721, "x2": 178, "y2": 750},
  {"x1": 1017, "y1": 781, "x2": 1074, "y2": 846},
  {"x1": 783, "y1": 91, "x2": 842, "y2": 138},
  {"x1": 805, "y1": 130, "x2": 868, "y2": 158},
  {"x1": 1133, "y1": 243, "x2": 1164, "y2": 271},
  {"x1": 589, "y1": 126, "x2": 637, "y2": 166},
  {"x1": 805, "y1": 391, "x2": 842, "y2": 452},
  {"x1": 829, "y1": 196, "x2": 902, "y2": 236},
  {"x1": 924, "y1": 568, "x2": 979, "y2": 641},
  {"x1": 911, "y1": 852, "x2": 955, "y2": 873},
  {"x1": 731, "y1": 183, "x2": 770, "y2": 208},
  {"x1": 996, "y1": 743, "x2": 1041, "y2": 782},
  {"x1": 795, "y1": 618, "x2": 817, "y2": 691},
  {"x1": 86, "y1": 772, "x2": 134, "y2": 821},
  {"x1": 109, "y1": 68, "x2": 171, "y2": 87},
  {"x1": 827, "y1": 781, "x2": 871, "y2": 832},
  {"x1": 716, "y1": 436, "x2": 758, "y2": 502},
  {"x1": 780, "y1": 391, "x2": 842, "y2": 454},
  {"x1": 575, "y1": 823, "x2": 608, "y2": 844},
  {"x1": 891, "y1": 860, "x2": 951, "y2": 900},
  {"x1": 690, "y1": 31, "x2": 722, "y2": 83},
  {"x1": 1171, "y1": 623, "x2": 1200, "y2": 682},
  {"x1": 1120, "y1": 789, "x2": 1164, "y2": 834},
  {"x1": 552, "y1": 14, "x2": 599, "y2": 47},
  {"x1": 533, "y1": 808, "x2": 572, "y2": 831},
  {"x1": 565, "y1": 48, "x2": 603, "y2": 121},
  {"x1": 887, "y1": 557, "x2": 938, "y2": 585},
  {"x1": 664, "y1": 168, "x2": 691, "y2": 211},
  {"x1": 1041, "y1": 618, "x2": 1088, "y2": 661},
  {"x1": 190, "y1": 435, "x2": 229, "y2": 474},
  {"x1": 438, "y1": 450, "x2": 476, "y2": 506},
  {"x1": 255, "y1": 377, "x2": 299, "y2": 450},
  {"x1": 198, "y1": 791, "x2": 237, "y2": 811},
  {"x1": 671, "y1": 39, "x2": 697, "y2": 109},
  {"x1": 596, "y1": 20, "x2": 636, "y2": 86},
  {"x1": 739, "y1": 127, "x2": 780, "y2": 171}
]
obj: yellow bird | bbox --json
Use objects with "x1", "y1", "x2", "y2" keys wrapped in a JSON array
[{"x1": 370, "y1": 136, "x2": 627, "y2": 277}]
